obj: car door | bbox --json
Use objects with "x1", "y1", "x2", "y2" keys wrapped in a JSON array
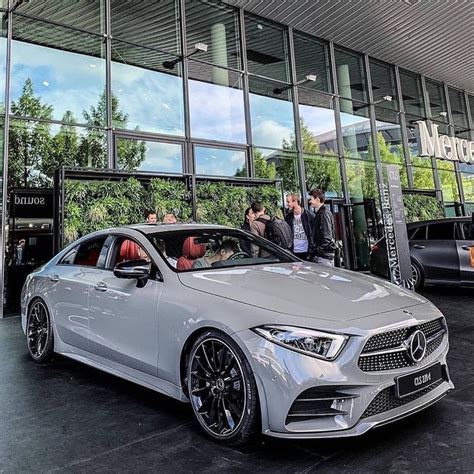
[
  {"x1": 411, "y1": 222, "x2": 460, "y2": 283},
  {"x1": 456, "y1": 221, "x2": 474, "y2": 283},
  {"x1": 49, "y1": 236, "x2": 108, "y2": 351},
  {"x1": 87, "y1": 235, "x2": 163, "y2": 376}
]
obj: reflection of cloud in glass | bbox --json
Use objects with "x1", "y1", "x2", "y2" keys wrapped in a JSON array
[
  {"x1": 340, "y1": 112, "x2": 368, "y2": 128},
  {"x1": 250, "y1": 94, "x2": 294, "y2": 149},
  {"x1": 195, "y1": 146, "x2": 245, "y2": 176},
  {"x1": 11, "y1": 40, "x2": 105, "y2": 122},
  {"x1": 189, "y1": 80, "x2": 246, "y2": 143},
  {"x1": 136, "y1": 141, "x2": 182, "y2": 173},
  {"x1": 112, "y1": 62, "x2": 184, "y2": 136},
  {"x1": 299, "y1": 104, "x2": 336, "y2": 136}
]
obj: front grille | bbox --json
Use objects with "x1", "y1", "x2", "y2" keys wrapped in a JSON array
[
  {"x1": 358, "y1": 318, "x2": 445, "y2": 372},
  {"x1": 361, "y1": 379, "x2": 444, "y2": 419},
  {"x1": 286, "y1": 387, "x2": 358, "y2": 424}
]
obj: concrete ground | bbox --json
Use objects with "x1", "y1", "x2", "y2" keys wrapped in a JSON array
[{"x1": 0, "y1": 287, "x2": 472, "y2": 473}]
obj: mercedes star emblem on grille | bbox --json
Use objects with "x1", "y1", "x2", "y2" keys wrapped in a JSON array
[{"x1": 408, "y1": 330, "x2": 427, "y2": 363}]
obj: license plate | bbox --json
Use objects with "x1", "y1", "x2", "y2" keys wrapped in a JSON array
[{"x1": 395, "y1": 363, "x2": 443, "y2": 399}]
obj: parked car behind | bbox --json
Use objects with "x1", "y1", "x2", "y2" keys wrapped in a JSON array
[{"x1": 370, "y1": 217, "x2": 474, "y2": 289}]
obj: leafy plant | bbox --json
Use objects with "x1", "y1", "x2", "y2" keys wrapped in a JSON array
[{"x1": 403, "y1": 194, "x2": 444, "y2": 223}]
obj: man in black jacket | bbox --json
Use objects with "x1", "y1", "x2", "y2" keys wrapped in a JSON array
[
  {"x1": 285, "y1": 193, "x2": 313, "y2": 260},
  {"x1": 309, "y1": 189, "x2": 336, "y2": 267}
]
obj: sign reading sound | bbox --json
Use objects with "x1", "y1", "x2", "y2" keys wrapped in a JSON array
[{"x1": 416, "y1": 120, "x2": 474, "y2": 164}]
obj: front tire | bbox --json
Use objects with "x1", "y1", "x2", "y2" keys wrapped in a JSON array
[
  {"x1": 27, "y1": 299, "x2": 54, "y2": 363},
  {"x1": 187, "y1": 330, "x2": 260, "y2": 445}
]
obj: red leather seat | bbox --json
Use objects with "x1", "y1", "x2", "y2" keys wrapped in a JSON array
[
  {"x1": 176, "y1": 237, "x2": 206, "y2": 270},
  {"x1": 118, "y1": 240, "x2": 141, "y2": 263},
  {"x1": 76, "y1": 247, "x2": 101, "y2": 266}
]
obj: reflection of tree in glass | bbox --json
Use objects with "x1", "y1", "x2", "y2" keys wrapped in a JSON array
[{"x1": 8, "y1": 78, "x2": 147, "y2": 187}]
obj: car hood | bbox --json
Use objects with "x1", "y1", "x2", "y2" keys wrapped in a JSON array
[{"x1": 178, "y1": 262, "x2": 427, "y2": 322}]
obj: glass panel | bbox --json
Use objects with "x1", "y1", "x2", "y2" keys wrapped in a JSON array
[
  {"x1": 345, "y1": 159, "x2": 379, "y2": 270},
  {"x1": 111, "y1": 40, "x2": 184, "y2": 135},
  {"x1": 374, "y1": 107, "x2": 404, "y2": 165},
  {"x1": 185, "y1": 0, "x2": 240, "y2": 70},
  {"x1": 111, "y1": 0, "x2": 180, "y2": 54},
  {"x1": 334, "y1": 48, "x2": 367, "y2": 102},
  {"x1": 304, "y1": 154, "x2": 342, "y2": 197},
  {"x1": 412, "y1": 166, "x2": 435, "y2": 189},
  {"x1": 399, "y1": 70, "x2": 425, "y2": 117},
  {"x1": 425, "y1": 79, "x2": 448, "y2": 123},
  {"x1": 298, "y1": 90, "x2": 337, "y2": 155},
  {"x1": 345, "y1": 159, "x2": 377, "y2": 200},
  {"x1": 15, "y1": 0, "x2": 105, "y2": 34},
  {"x1": 0, "y1": 13, "x2": 6, "y2": 113},
  {"x1": 405, "y1": 113, "x2": 426, "y2": 163},
  {"x1": 448, "y1": 88, "x2": 469, "y2": 129},
  {"x1": 244, "y1": 15, "x2": 289, "y2": 82},
  {"x1": 369, "y1": 60, "x2": 397, "y2": 110},
  {"x1": 293, "y1": 33, "x2": 331, "y2": 93},
  {"x1": 438, "y1": 169, "x2": 460, "y2": 202},
  {"x1": 253, "y1": 148, "x2": 298, "y2": 193},
  {"x1": 437, "y1": 159, "x2": 455, "y2": 171},
  {"x1": 469, "y1": 95, "x2": 474, "y2": 128},
  {"x1": 339, "y1": 100, "x2": 372, "y2": 159},
  {"x1": 116, "y1": 138, "x2": 182, "y2": 173},
  {"x1": 249, "y1": 76, "x2": 295, "y2": 150},
  {"x1": 195, "y1": 146, "x2": 246, "y2": 177},
  {"x1": 461, "y1": 173, "x2": 474, "y2": 203},
  {"x1": 11, "y1": 16, "x2": 106, "y2": 125},
  {"x1": 188, "y1": 61, "x2": 246, "y2": 143},
  {"x1": 8, "y1": 119, "x2": 106, "y2": 188}
]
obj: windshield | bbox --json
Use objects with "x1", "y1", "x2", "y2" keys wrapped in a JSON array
[{"x1": 146, "y1": 228, "x2": 298, "y2": 272}]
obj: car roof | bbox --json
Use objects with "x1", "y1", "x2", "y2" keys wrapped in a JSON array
[
  {"x1": 407, "y1": 217, "x2": 470, "y2": 227},
  {"x1": 123, "y1": 223, "x2": 235, "y2": 235}
]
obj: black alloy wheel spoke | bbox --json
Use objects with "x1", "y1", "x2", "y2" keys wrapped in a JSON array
[
  {"x1": 28, "y1": 302, "x2": 48, "y2": 358},
  {"x1": 190, "y1": 338, "x2": 246, "y2": 437}
]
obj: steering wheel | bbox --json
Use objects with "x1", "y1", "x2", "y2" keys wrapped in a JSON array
[{"x1": 228, "y1": 251, "x2": 249, "y2": 260}]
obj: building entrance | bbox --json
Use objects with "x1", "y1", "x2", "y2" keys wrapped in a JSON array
[{"x1": 6, "y1": 189, "x2": 54, "y2": 312}]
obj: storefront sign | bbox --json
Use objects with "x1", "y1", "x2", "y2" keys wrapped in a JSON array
[
  {"x1": 379, "y1": 165, "x2": 413, "y2": 288},
  {"x1": 10, "y1": 189, "x2": 54, "y2": 219},
  {"x1": 416, "y1": 121, "x2": 474, "y2": 164}
]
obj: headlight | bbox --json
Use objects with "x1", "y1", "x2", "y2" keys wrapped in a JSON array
[{"x1": 252, "y1": 325, "x2": 348, "y2": 360}]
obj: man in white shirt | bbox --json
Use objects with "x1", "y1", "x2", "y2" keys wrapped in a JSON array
[{"x1": 284, "y1": 193, "x2": 314, "y2": 260}]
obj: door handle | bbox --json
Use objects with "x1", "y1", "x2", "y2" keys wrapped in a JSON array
[
  {"x1": 461, "y1": 245, "x2": 472, "y2": 251},
  {"x1": 94, "y1": 282, "x2": 108, "y2": 292},
  {"x1": 413, "y1": 244, "x2": 426, "y2": 249},
  {"x1": 49, "y1": 275, "x2": 60, "y2": 283}
]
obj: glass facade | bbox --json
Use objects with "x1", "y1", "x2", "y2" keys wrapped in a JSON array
[{"x1": 0, "y1": 0, "x2": 473, "y2": 314}]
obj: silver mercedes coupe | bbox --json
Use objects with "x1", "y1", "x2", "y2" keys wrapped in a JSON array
[{"x1": 21, "y1": 223, "x2": 453, "y2": 444}]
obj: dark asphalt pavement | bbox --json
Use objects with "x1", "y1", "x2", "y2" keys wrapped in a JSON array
[{"x1": 0, "y1": 287, "x2": 472, "y2": 473}]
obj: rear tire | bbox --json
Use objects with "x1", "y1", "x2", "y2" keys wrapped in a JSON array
[
  {"x1": 411, "y1": 261, "x2": 424, "y2": 290},
  {"x1": 187, "y1": 330, "x2": 260, "y2": 445},
  {"x1": 27, "y1": 299, "x2": 54, "y2": 363}
]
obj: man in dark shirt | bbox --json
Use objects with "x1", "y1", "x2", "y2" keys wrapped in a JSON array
[{"x1": 308, "y1": 189, "x2": 336, "y2": 267}]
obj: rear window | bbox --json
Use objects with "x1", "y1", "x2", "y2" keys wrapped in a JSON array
[
  {"x1": 74, "y1": 237, "x2": 106, "y2": 267},
  {"x1": 407, "y1": 226, "x2": 425, "y2": 240},
  {"x1": 427, "y1": 223, "x2": 455, "y2": 240}
]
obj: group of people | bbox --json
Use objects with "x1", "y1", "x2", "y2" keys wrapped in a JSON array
[
  {"x1": 243, "y1": 189, "x2": 336, "y2": 267},
  {"x1": 143, "y1": 187, "x2": 336, "y2": 268}
]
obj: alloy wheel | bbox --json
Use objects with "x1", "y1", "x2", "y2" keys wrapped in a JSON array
[
  {"x1": 27, "y1": 300, "x2": 50, "y2": 359},
  {"x1": 411, "y1": 263, "x2": 420, "y2": 289},
  {"x1": 189, "y1": 338, "x2": 246, "y2": 438}
]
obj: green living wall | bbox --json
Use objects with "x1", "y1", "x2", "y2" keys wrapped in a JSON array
[
  {"x1": 403, "y1": 193, "x2": 444, "y2": 223},
  {"x1": 63, "y1": 177, "x2": 282, "y2": 246}
]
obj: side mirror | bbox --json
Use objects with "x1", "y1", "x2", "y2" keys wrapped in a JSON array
[{"x1": 113, "y1": 259, "x2": 150, "y2": 288}]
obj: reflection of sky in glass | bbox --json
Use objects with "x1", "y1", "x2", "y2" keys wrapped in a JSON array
[
  {"x1": 0, "y1": 38, "x2": 6, "y2": 109},
  {"x1": 123, "y1": 140, "x2": 182, "y2": 173},
  {"x1": 189, "y1": 79, "x2": 246, "y2": 143},
  {"x1": 11, "y1": 40, "x2": 105, "y2": 123},
  {"x1": 299, "y1": 104, "x2": 337, "y2": 153},
  {"x1": 112, "y1": 62, "x2": 184, "y2": 136},
  {"x1": 250, "y1": 94, "x2": 295, "y2": 149},
  {"x1": 195, "y1": 146, "x2": 245, "y2": 177}
]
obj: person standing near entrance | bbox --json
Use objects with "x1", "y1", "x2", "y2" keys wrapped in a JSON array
[
  {"x1": 145, "y1": 210, "x2": 157, "y2": 224},
  {"x1": 285, "y1": 193, "x2": 313, "y2": 260},
  {"x1": 309, "y1": 189, "x2": 336, "y2": 267}
]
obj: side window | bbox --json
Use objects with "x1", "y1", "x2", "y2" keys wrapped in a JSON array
[
  {"x1": 59, "y1": 246, "x2": 78, "y2": 265},
  {"x1": 74, "y1": 237, "x2": 107, "y2": 267},
  {"x1": 462, "y1": 222, "x2": 473, "y2": 240},
  {"x1": 409, "y1": 226, "x2": 426, "y2": 240},
  {"x1": 110, "y1": 237, "x2": 151, "y2": 268},
  {"x1": 427, "y1": 223, "x2": 455, "y2": 240}
]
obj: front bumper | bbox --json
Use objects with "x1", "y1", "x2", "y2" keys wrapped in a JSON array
[{"x1": 235, "y1": 318, "x2": 453, "y2": 439}]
